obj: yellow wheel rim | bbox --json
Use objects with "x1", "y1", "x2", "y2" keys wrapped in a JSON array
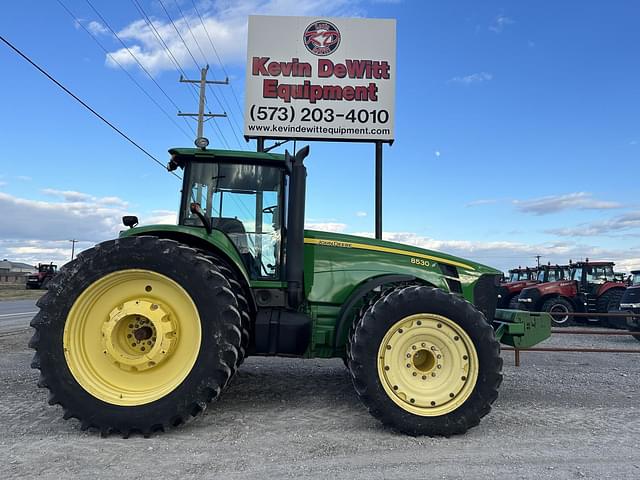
[
  {"x1": 63, "y1": 269, "x2": 202, "y2": 406},
  {"x1": 377, "y1": 313, "x2": 479, "y2": 416}
]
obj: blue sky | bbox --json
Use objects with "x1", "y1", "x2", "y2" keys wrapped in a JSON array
[{"x1": 1, "y1": 0, "x2": 639, "y2": 272}]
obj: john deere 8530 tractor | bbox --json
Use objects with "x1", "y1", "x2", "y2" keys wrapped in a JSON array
[{"x1": 30, "y1": 146, "x2": 549, "y2": 436}]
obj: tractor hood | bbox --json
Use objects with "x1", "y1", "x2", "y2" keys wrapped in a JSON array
[{"x1": 303, "y1": 230, "x2": 500, "y2": 276}]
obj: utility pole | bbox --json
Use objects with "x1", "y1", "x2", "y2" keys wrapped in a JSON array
[
  {"x1": 178, "y1": 65, "x2": 228, "y2": 149},
  {"x1": 70, "y1": 239, "x2": 78, "y2": 260}
]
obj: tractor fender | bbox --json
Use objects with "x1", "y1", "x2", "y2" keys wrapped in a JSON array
[
  {"x1": 334, "y1": 274, "x2": 421, "y2": 348},
  {"x1": 597, "y1": 283, "x2": 626, "y2": 297},
  {"x1": 120, "y1": 226, "x2": 255, "y2": 312}
]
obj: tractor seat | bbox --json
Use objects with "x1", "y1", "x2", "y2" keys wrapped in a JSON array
[
  {"x1": 211, "y1": 217, "x2": 260, "y2": 277},
  {"x1": 211, "y1": 217, "x2": 249, "y2": 252},
  {"x1": 211, "y1": 217, "x2": 246, "y2": 236}
]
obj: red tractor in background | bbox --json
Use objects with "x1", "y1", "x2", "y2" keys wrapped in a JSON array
[
  {"x1": 26, "y1": 263, "x2": 58, "y2": 289},
  {"x1": 518, "y1": 259, "x2": 626, "y2": 326},
  {"x1": 497, "y1": 267, "x2": 538, "y2": 309}
]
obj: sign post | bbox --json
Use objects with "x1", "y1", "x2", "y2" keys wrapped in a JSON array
[{"x1": 244, "y1": 15, "x2": 396, "y2": 237}]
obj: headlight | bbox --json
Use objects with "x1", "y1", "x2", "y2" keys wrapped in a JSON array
[{"x1": 518, "y1": 298, "x2": 532, "y2": 303}]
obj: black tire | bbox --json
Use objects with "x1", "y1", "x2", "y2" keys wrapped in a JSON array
[
  {"x1": 343, "y1": 283, "x2": 414, "y2": 368},
  {"x1": 29, "y1": 236, "x2": 243, "y2": 436},
  {"x1": 348, "y1": 285, "x2": 502, "y2": 436},
  {"x1": 596, "y1": 289, "x2": 625, "y2": 327},
  {"x1": 541, "y1": 297, "x2": 575, "y2": 327},
  {"x1": 199, "y1": 253, "x2": 252, "y2": 366}
]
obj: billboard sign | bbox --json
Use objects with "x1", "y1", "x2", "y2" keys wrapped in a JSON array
[{"x1": 244, "y1": 15, "x2": 396, "y2": 142}]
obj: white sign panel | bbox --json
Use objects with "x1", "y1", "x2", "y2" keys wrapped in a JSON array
[{"x1": 244, "y1": 15, "x2": 396, "y2": 142}]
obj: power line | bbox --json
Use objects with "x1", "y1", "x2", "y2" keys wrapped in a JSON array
[
  {"x1": 172, "y1": 0, "x2": 243, "y2": 148},
  {"x1": 190, "y1": 0, "x2": 244, "y2": 119},
  {"x1": 86, "y1": 0, "x2": 199, "y2": 139},
  {"x1": 157, "y1": 0, "x2": 200, "y2": 71},
  {"x1": 0, "y1": 34, "x2": 180, "y2": 179},
  {"x1": 156, "y1": 0, "x2": 231, "y2": 149},
  {"x1": 56, "y1": 0, "x2": 193, "y2": 141},
  {"x1": 84, "y1": 0, "x2": 183, "y2": 115}
]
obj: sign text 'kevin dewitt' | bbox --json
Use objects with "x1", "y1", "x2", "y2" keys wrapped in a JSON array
[
  {"x1": 252, "y1": 57, "x2": 391, "y2": 103},
  {"x1": 244, "y1": 16, "x2": 396, "y2": 142}
]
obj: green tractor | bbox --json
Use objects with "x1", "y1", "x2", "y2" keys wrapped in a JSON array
[{"x1": 30, "y1": 146, "x2": 549, "y2": 436}]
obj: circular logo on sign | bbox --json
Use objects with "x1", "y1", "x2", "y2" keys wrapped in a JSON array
[{"x1": 303, "y1": 20, "x2": 341, "y2": 56}]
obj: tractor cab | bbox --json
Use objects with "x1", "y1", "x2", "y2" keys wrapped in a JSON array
[
  {"x1": 497, "y1": 266, "x2": 538, "y2": 308},
  {"x1": 507, "y1": 267, "x2": 536, "y2": 283},
  {"x1": 536, "y1": 264, "x2": 570, "y2": 283},
  {"x1": 169, "y1": 148, "x2": 292, "y2": 281},
  {"x1": 630, "y1": 270, "x2": 640, "y2": 286},
  {"x1": 570, "y1": 260, "x2": 617, "y2": 294},
  {"x1": 38, "y1": 263, "x2": 58, "y2": 274}
]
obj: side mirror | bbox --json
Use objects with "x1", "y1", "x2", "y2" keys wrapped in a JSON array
[{"x1": 122, "y1": 216, "x2": 139, "y2": 228}]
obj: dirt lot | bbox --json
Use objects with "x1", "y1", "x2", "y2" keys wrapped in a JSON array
[{"x1": 1, "y1": 326, "x2": 639, "y2": 479}]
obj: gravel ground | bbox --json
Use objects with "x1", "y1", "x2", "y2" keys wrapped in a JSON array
[
  {"x1": 0, "y1": 286, "x2": 45, "y2": 301},
  {"x1": 1, "y1": 327, "x2": 639, "y2": 479}
]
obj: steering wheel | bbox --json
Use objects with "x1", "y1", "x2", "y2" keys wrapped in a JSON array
[{"x1": 262, "y1": 205, "x2": 277, "y2": 215}]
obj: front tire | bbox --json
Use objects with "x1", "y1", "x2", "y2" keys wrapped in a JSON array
[
  {"x1": 348, "y1": 286, "x2": 502, "y2": 436},
  {"x1": 542, "y1": 297, "x2": 575, "y2": 327},
  {"x1": 29, "y1": 236, "x2": 243, "y2": 436}
]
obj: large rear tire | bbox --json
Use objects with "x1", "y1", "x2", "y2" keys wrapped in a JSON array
[
  {"x1": 348, "y1": 285, "x2": 502, "y2": 436},
  {"x1": 29, "y1": 236, "x2": 243, "y2": 436},
  {"x1": 596, "y1": 289, "x2": 625, "y2": 327}
]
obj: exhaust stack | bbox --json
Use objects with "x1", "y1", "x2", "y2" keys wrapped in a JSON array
[{"x1": 285, "y1": 146, "x2": 310, "y2": 309}]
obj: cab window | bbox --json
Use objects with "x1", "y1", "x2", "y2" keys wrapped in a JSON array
[{"x1": 183, "y1": 161, "x2": 283, "y2": 279}]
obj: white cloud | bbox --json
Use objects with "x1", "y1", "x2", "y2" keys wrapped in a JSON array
[
  {"x1": 98, "y1": 196, "x2": 129, "y2": 208},
  {"x1": 489, "y1": 15, "x2": 514, "y2": 33},
  {"x1": 105, "y1": 0, "x2": 360, "y2": 74},
  {"x1": 42, "y1": 189, "x2": 130, "y2": 208},
  {"x1": 434, "y1": 150, "x2": 441, "y2": 157},
  {"x1": 87, "y1": 20, "x2": 110, "y2": 36},
  {"x1": 465, "y1": 199, "x2": 498, "y2": 207},
  {"x1": 0, "y1": 191, "x2": 128, "y2": 242},
  {"x1": 16, "y1": 175, "x2": 32, "y2": 181},
  {"x1": 0, "y1": 239, "x2": 94, "y2": 266},
  {"x1": 355, "y1": 211, "x2": 367, "y2": 217},
  {"x1": 449, "y1": 72, "x2": 493, "y2": 85},
  {"x1": 42, "y1": 188, "x2": 94, "y2": 202},
  {"x1": 351, "y1": 230, "x2": 640, "y2": 273},
  {"x1": 0, "y1": 190, "x2": 180, "y2": 265},
  {"x1": 546, "y1": 210, "x2": 640, "y2": 237},
  {"x1": 513, "y1": 192, "x2": 622, "y2": 215},
  {"x1": 305, "y1": 222, "x2": 347, "y2": 233},
  {"x1": 145, "y1": 209, "x2": 178, "y2": 225}
]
